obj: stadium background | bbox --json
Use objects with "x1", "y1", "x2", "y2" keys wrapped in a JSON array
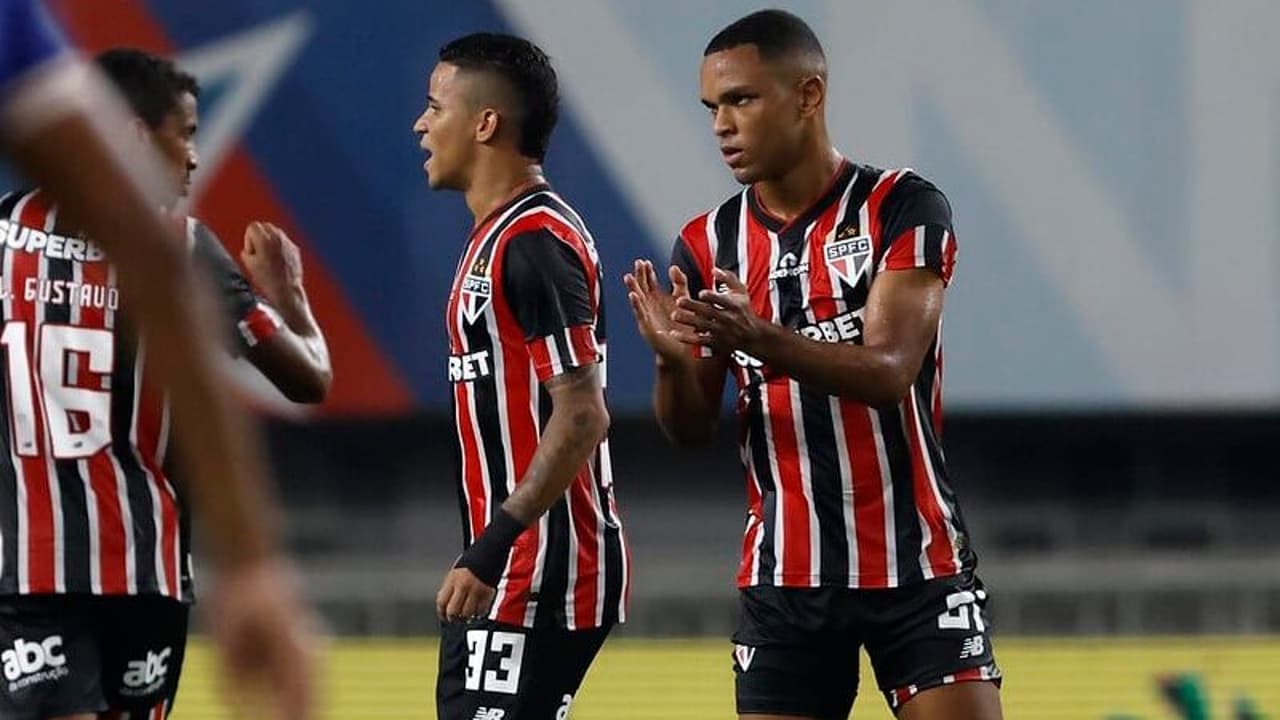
[{"x1": 2, "y1": 0, "x2": 1276, "y2": 717}]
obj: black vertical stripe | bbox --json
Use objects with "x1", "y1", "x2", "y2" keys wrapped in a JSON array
[
  {"x1": 713, "y1": 194, "x2": 744, "y2": 276},
  {"x1": 107, "y1": 330, "x2": 158, "y2": 594},
  {"x1": 798, "y1": 388, "x2": 848, "y2": 584},
  {"x1": 917, "y1": 339, "x2": 938, "y2": 423},
  {"x1": 877, "y1": 406, "x2": 925, "y2": 585},
  {"x1": 0, "y1": 193, "x2": 23, "y2": 593},
  {"x1": 600, "y1": 513, "x2": 623, "y2": 626},
  {"x1": 840, "y1": 167, "x2": 879, "y2": 310},
  {"x1": 924, "y1": 226, "x2": 944, "y2": 272},
  {"x1": 43, "y1": 254, "x2": 92, "y2": 592}
]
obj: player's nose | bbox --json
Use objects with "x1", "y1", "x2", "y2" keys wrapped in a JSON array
[
  {"x1": 712, "y1": 107, "x2": 734, "y2": 137},
  {"x1": 413, "y1": 113, "x2": 428, "y2": 136}
]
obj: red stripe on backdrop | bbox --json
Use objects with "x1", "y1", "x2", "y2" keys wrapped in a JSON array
[
  {"x1": 77, "y1": 258, "x2": 128, "y2": 594},
  {"x1": 49, "y1": 0, "x2": 414, "y2": 416}
]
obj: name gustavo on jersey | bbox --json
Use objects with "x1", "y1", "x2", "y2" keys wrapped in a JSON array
[{"x1": 13, "y1": 278, "x2": 119, "y2": 311}]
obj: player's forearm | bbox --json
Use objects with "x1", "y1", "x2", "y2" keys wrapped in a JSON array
[
  {"x1": 654, "y1": 355, "x2": 719, "y2": 448},
  {"x1": 277, "y1": 288, "x2": 333, "y2": 397},
  {"x1": 751, "y1": 323, "x2": 917, "y2": 407},
  {"x1": 502, "y1": 398, "x2": 610, "y2": 525}
]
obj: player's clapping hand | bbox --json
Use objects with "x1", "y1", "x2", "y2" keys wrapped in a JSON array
[
  {"x1": 242, "y1": 221, "x2": 305, "y2": 308},
  {"x1": 671, "y1": 267, "x2": 767, "y2": 355},
  {"x1": 437, "y1": 567, "x2": 497, "y2": 623},
  {"x1": 624, "y1": 259, "x2": 695, "y2": 361}
]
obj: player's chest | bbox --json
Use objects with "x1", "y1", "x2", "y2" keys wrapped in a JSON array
[
  {"x1": 722, "y1": 219, "x2": 878, "y2": 339},
  {"x1": 447, "y1": 235, "x2": 502, "y2": 344}
]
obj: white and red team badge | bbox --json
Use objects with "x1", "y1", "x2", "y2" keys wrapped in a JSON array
[
  {"x1": 460, "y1": 254, "x2": 492, "y2": 324},
  {"x1": 824, "y1": 229, "x2": 873, "y2": 290}
]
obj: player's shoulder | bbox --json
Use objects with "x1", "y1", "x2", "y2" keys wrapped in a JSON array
[
  {"x1": 679, "y1": 187, "x2": 750, "y2": 242},
  {"x1": 871, "y1": 165, "x2": 948, "y2": 205},
  {"x1": 499, "y1": 190, "x2": 592, "y2": 248}
]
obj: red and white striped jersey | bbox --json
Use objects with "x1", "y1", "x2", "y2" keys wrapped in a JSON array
[
  {"x1": 447, "y1": 184, "x2": 628, "y2": 630},
  {"x1": 0, "y1": 189, "x2": 282, "y2": 601},
  {"x1": 672, "y1": 161, "x2": 971, "y2": 590}
]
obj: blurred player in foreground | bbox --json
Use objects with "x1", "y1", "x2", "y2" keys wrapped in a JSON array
[{"x1": 0, "y1": 0, "x2": 317, "y2": 717}]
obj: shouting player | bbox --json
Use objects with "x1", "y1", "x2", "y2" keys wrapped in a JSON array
[
  {"x1": 0, "y1": 2, "x2": 317, "y2": 718},
  {"x1": 413, "y1": 33, "x2": 628, "y2": 720},
  {"x1": 625, "y1": 10, "x2": 1003, "y2": 720}
]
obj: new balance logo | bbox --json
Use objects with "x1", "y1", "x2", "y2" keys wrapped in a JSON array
[
  {"x1": 959, "y1": 635, "x2": 986, "y2": 660},
  {"x1": 472, "y1": 709, "x2": 506, "y2": 720},
  {"x1": 2, "y1": 635, "x2": 69, "y2": 692},
  {"x1": 734, "y1": 644, "x2": 756, "y2": 671},
  {"x1": 768, "y1": 251, "x2": 809, "y2": 280}
]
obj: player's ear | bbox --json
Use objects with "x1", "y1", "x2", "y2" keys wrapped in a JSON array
[
  {"x1": 129, "y1": 117, "x2": 153, "y2": 146},
  {"x1": 798, "y1": 74, "x2": 825, "y2": 118},
  {"x1": 475, "y1": 107, "x2": 500, "y2": 144}
]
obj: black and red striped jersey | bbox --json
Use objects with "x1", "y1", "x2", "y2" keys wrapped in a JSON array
[
  {"x1": 672, "y1": 160, "x2": 971, "y2": 590},
  {"x1": 0, "y1": 189, "x2": 282, "y2": 601},
  {"x1": 446, "y1": 184, "x2": 628, "y2": 630}
]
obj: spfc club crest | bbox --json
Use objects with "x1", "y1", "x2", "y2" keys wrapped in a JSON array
[
  {"x1": 459, "y1": 275, "x2": 491, "y2": 324},
  {"x1": 825, "y1": 233, "x2": 872, "y2": 289}
]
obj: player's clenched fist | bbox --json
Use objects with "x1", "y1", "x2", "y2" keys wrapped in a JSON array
[
  {"x1": 242, "y1": 221, "x2": 305, "y2": 307},
  {"x1": 437, "y1": 567, "x2": 498, "y2": 623}
]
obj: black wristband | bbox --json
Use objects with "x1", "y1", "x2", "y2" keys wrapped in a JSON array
[{"x1": 456, "y1": 508, "x2": 527, "y2": 587}]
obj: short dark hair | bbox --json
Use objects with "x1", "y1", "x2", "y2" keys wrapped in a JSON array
[
  {"x1": 439, "y1": 33, "x2": 559, "y2": 162},
  {"x1": 705, "y1": 9, "x2": 826, "y2": 75},
  {"x1": 95, "y1": 48, "x2": 200, "y2": 129}
]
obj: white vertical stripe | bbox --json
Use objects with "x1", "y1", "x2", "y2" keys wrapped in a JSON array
[
  {"x1": 587, "y1": 468, "x2": 607, "y2": 627},
  {"x1": 563, "y1": 496, "x2": 578, "y2": 630},
  {"x1": 561, "y1": 327, "x2": 578, "y2": 367},
  {"x1": 830, "y1": 398, "x2": 858, "y2": 585},
  {"x1": 131, "y1": 341, "x2": 172, "y2": 596},
  {"x1": 759, "y1": 231, "x2": 789, "y2": 585},
  {"x1": 35, "y1": 235, "x2": 65, "y2": 592},
  {"x1": 867, "y1": 409, "x2": 898, "y2": 585},
  {"x1": 914, "y1": 226, "x2": 927, "y2": 269},
  {"x1": 788, "y1": 380, "x2": 820, "y2": 585},
  {"x1": 67, "y1": 259, "x2": 102, "y2": 594},
  {"x1": 544, "y1": 336, "x2": 564, "y2": 377},
  {"x1": 4, "y1": 226, "x2": 29, "y2": 591},
  {"x1": 77, "y1": 457, "x2": 99, "y2": 594}
]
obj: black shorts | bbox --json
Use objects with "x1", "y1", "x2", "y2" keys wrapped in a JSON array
[
  {"x1": 0, "y1": 594, "x2": 189, "y2": 719},
  {"x1": 733, "y1": 571, "x2": 1001, "y2": 718},
  {"x1": 437, "y1": 618, "x2": 612, "y2": 720}
]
